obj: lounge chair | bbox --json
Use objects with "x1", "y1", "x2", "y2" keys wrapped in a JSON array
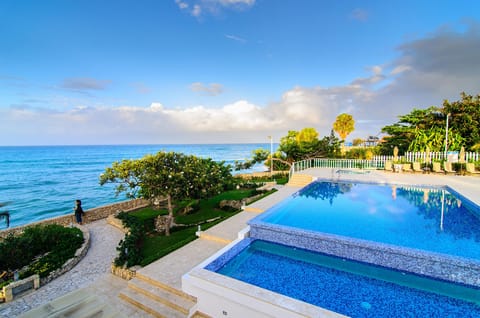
[
  {"x1": 444, "y1": 162, "x2": 456, "y2": 174},
  {"x1": 384, "y1": 161, "x2": 393, "y2": 172},
  {"x1": 402, "y1": 163, "x2": 413, "y2": 173},
  {"x1": 432, "y1": 162, "x2": 444, "y2": 174},
  {"x1": 412, "y1": 162, "x2": 423, "y2": 173},
  {"x1": 466, "y1": 163, "x2": 480, "y2": 175}
]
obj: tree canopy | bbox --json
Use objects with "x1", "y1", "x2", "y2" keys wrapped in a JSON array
[
  {"x1": 100, "y1": 151, "x2": 233, "y2": 235},
  {"x1": 235, "y1": 127, "x2": 341, "y2": 171},
  {"x1": 333, "y1": 113, "x2": 355, "y2": 141},
  {"x1": 379, "y1": 93, "x2": 479, "y2": 154}
]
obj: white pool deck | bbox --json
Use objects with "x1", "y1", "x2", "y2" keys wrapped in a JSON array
[{"x1": 17, "y1": 168, "x2": 480, "y2": 317}]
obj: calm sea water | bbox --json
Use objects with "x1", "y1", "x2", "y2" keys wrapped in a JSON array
[{"x1": 0, "y1": 144, "x2": 271, "y2": 228}]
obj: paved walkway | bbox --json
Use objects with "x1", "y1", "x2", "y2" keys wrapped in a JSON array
[
  {"x1": 0, "y1": 219, "x2": 125, "y2": 317},
  {"x1": 4, "y1": 169, "x2": 480, "y2": 317}
]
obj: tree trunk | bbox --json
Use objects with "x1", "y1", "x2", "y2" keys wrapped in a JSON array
[{"x1": 165, "y1": 194, "x2": 173, "y2": 236}]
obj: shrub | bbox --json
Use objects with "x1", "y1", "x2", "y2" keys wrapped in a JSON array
[
  {"x1": 114, "y1": 212, "x2": 144, "y2": 267},
  {"x1": 0, "y1": 225, "x2": 83, "y2": 278}
]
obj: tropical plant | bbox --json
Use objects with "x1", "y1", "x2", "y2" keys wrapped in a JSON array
[
  {"x1": 100, "y1": 151, "x2": 233, "y2": 235},
  {"x1": 333, "y1": 113, "x2": 355, "y2": 141},
  {"x1": 380, "y1": 93, "x2": 480, "y2": 154}
]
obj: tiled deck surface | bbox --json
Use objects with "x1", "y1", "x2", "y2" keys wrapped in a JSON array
[{"x1": 14, "y1": 168, "x2": 480, "y2": 317}]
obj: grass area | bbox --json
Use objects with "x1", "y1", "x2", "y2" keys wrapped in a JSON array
[
  {"x1": 141, "y1": 227, "x2": 198, "y2": 266},
  {"x1": 131, "y1": 207, "x2": 167, "y2": 221},
  {"x1": 130, "y1": 188, "x2": 267, "y2": 266},
  {"x1": 175, "y1": 189, "x2": 255, "y2": 224}
]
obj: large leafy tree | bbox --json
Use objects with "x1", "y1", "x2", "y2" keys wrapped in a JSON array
[
  {"x1": 318, "y1": 129, "x2": 342, "y2": 158},
  {"x1": 380, "y1": 93, "x2": 479, "y2": 154},
  {"x1": 333, "y1": 113, "x2": 355, "y2": 141},
  {"x1": 442, "y1": 92, "x2": 480, "y2": 150},
  {"x1": 100, "y1": 151, "x2": 233, "y2": 235},
  {"x1": 235, "y1": 128, "x2": 341, "y2": 171}
]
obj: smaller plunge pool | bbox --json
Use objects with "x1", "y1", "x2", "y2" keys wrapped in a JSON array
[{"x1": 205, "y1": 239, "x2": 480, "y2": 318}]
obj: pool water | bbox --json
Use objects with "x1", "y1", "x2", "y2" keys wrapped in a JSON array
[
  {"x1": 211, "y1": 240, "x2": 480, "y2": 318},
  {"x1": 254, "y1": 181, "x2": 480, "y2": 260}
]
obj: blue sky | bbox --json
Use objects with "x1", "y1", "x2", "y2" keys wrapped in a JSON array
[{"x1": 1, "y1": 0, "x2": 479, "y2": 145}]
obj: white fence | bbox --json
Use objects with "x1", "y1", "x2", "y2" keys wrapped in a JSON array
[
  {"x1": 373, "y1": 151, "x2": 479, "y2": 163},
  {"x1": 290, "y1": 151, "x2": 480, "y2": 176}
]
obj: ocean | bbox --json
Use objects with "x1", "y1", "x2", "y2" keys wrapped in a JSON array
[{"x1": 0, "y1": 144, "x2": 272, "y2": 228}]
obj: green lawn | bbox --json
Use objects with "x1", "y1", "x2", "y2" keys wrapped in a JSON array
[{"x1": 131, "y1": 188, "x2": 266, "y2": 266}]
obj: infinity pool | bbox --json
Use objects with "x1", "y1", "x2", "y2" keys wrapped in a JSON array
[
  {"x1": 253, "y1": 181, "x2": 480, "y2": 260},
  {"x1": 207, "y1": 239, "x2": 480, "y2": 317},
  {"x1": 189, "y1": 181, "x2": 480, "y2": 317}
]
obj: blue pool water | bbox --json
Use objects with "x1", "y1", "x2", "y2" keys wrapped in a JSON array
[
  {"x1": 254, "y1": 181, "x2": 480, "y2": 261},
  {"x1": 210, "y1": 240, "x2": 480, "y2": 317}
]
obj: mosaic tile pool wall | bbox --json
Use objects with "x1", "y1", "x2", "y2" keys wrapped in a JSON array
[
  {"x1": 205, "y1": 239, "x2": 480, "y2": 318},
  {"x1": 248, "y1": 221, "x2": 480, "y2": 287}
]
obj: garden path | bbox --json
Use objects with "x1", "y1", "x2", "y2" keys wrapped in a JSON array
[{"x1": 0, "y1": 219, "x2": 124, "y2": 317}]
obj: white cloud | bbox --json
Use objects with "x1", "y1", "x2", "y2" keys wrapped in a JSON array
[
  {"x1": 175, "y1": 0, "x2": 255, "y2": 17},
  {"x1": 61, "y1": 77, "x2": 111, "y2": 91},
  {"x1": 2, "y1": 23, "x2": 480, "y2": 145},
  {"x1": 175, "y1": 0, "x2": 189, "y2": 9},
  {"x1": 190, "y1": 82, "x2": 224, "y2": 96},
  {"x1": 225, "y1": 34, "x2": 247, "y2": 43},
  {"x1": 390, "y1": 65, "x2": 411, "y2": 75}
]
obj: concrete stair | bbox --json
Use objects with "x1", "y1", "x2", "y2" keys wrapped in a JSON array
[
  {"x1": 287, "y1": 173, "x2": 313, "y2": 187},
  {"x1": 119, "y1": 272, "x2": 196, "y2": 318},
  {"x1": 19, "y1": 288, "x2": 124, "y2": 318}
]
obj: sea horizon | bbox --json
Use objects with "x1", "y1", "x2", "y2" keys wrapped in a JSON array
[{"x1": 0, "y1": 143, "x2": 275, "y2": 229}]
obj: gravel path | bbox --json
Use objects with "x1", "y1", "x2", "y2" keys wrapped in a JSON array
[{"x1": 0, "y1": 219, "x2": 124, "y2": 318}]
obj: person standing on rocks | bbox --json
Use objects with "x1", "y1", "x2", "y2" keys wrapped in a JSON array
[{"x1": 74, "y1": 199, "x2": 85, "y2": 225}]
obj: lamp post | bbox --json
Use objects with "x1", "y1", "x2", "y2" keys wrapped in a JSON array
[
  {"x1": 444, "y1": 113, "x2": 451, "y2": 161},
  {"x1": 268, "y1": 135, "x2": 273, "y2": 177}
]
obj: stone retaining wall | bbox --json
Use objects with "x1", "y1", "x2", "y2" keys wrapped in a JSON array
[
  {"x1": 111, "y1": 264, "x2": 139, "y2": 280},
  {"x1": 0, "y1": 199, "x2": 149, "y2": 239},
  {"x1": 1, "y1": 225, "x2": 90, "y2": 302}
]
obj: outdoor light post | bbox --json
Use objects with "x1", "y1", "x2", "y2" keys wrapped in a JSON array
[
  {"x1": 268, "y1": 135, "x2": 273, "y2": 177},
  {"x1": 444, "y1": 113, "x2": 451, "y2": 160}
]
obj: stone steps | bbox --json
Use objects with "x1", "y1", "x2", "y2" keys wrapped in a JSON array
[
  {"x1": 287, "y1": 173, "x2": 313, "y2": 187},
  {"x1": 19, "y1": 288, "x2": 123, "y2": 318},
  {"x1": 118, "y1": 272, "x2": 196, "y2": 318}
]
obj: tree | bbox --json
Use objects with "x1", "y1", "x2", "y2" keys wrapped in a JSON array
[
  {"x1": 100, "y1": 152, "x2": 233, "y2": 235},
  {"x1": 442, "y1": 92, "x2": 480, "y2": 150},
  {"x1": 333, "y1": 113, "x2": 355, "y2": 141},
  {"x1": 318, "y1": 130, "x2": 342, "y2": 158},
  {"x1": 235, "y1": 127, "x2": 342, "y2": 172},
  {"x1": 352, "y1": 138, "x2": 365, "y2": 147},
  {"x1": 278, "y1": 127, "x2": 323, "y2": 162},
  {"x1": 379, "y1": 93, "x2": 480, "y2": 154}
]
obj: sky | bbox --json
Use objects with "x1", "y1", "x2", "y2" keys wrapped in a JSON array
[{"x1": 1, "y1": 0, "x2": 480, "y2": 146}]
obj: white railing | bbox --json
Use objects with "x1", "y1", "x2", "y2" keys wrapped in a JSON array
[
  {"x1": 290, "y1": 151, "x2": 480, "y2": 176},
  {"x1": 373, "y1": 151, "x2": 479, "y2": 163},
  {"x1": 290, "y1": 158, "x2": 385, "y2": 178}
]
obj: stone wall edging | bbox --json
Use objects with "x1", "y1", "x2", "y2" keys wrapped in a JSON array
[
  {"x1": 1, "y1": 225, "x2": 90, "y2": 302},
  {"x1": 0, "y1": 198, "x2": 149, "y2": 239},
  {"x1": 111, "y1": 264, "x2": 141, "y2": 281}
]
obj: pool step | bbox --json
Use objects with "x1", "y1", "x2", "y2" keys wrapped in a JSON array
[
  {"x1": 287, "y1": 174, "x2": 313, "y2": 187},
  {"x1": 119, "y1": 273, "x2": 196, "y2": 318}
]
